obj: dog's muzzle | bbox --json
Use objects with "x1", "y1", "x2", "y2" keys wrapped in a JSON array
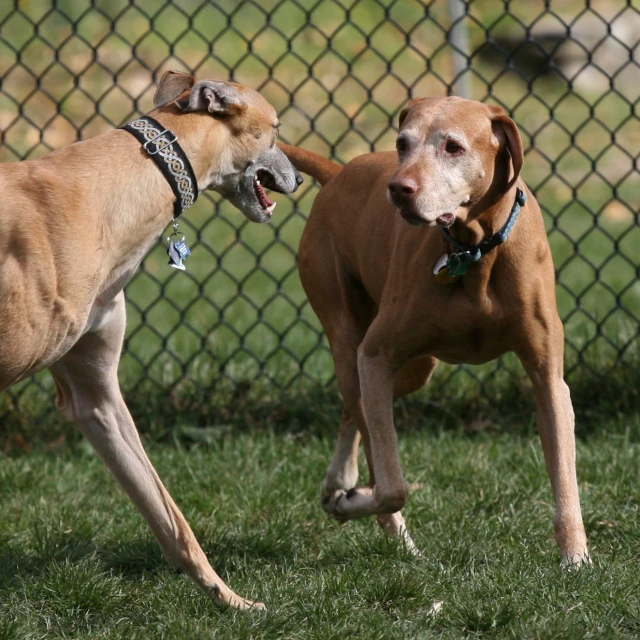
[{"x1": 225, "y1": 147, "x2": 303, "y2": 223}]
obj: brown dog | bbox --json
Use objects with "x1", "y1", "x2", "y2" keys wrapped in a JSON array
[
  {"x1": 281, "y1": 96, "x2": 589, "y2": 564},
  {"x1": 0, "y1": 70, "x2": 302, "y2": 609}
]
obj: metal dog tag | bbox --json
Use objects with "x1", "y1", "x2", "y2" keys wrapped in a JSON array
[
  {"x1": 433, "y1": 253, "x2": 449, "y2": 275},
  {"x1": 167, "y1": 235, "x2": 191, "y2": 271},
  {"x1": 434, "y1": 253, "x2": 457, "y2": 284}
]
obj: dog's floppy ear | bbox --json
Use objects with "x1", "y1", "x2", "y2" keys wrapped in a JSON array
[
  {"x1": 488, "y1": 105, "x2": 524, "y2": 193},
  {"x1": 175, "y1": 81, "x2": 247, "y2": 116},
  {"x1": 153, "y1": 70, "x2": 195, "y2": 108},
  {"x1": 398, "y1": 98, "x2": 425, "y2": 128}
]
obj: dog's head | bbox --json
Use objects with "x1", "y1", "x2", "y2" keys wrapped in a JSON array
[
  {"x1": 387, "y1": 97, "x2": 523, "y2": 227},
  {"x1": 152, "y1": 70, "x2": 302, "y2": 223}
]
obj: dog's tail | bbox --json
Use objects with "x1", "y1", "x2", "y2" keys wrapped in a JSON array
[{"x1": 278, "y1": 143, "x2": 342, "y2": 187}]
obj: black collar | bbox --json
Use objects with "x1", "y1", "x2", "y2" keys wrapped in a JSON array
[{"x1": 121, "y1": 115, "x2": 199, "y2": 218}]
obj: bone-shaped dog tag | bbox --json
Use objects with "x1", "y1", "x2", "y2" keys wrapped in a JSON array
[
  {"x1": 434, "y1": 253, "x2": 457, "y2": 284},
  {"x1": 433, "y1": 253, "x2": 448, "y2": 275}
]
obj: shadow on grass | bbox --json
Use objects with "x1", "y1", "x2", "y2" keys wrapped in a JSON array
[
  {"x1": 0, "y1": 527, "x2": 287, "y2": 594},
  {"x1": 0, "y1": 534, "x2": 162, "y2": 591}
]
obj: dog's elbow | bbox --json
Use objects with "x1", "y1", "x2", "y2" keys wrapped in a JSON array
[{"x1": 377, "y1": 485, "x2": 409, "y2": 514}]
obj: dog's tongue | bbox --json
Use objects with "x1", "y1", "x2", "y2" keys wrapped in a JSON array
[
  {"x1": 437, "y1": 213, "x2": 455, "y2": 227},
  {"x1": 257, "y1": 182, "x2": 274, "y2": 208}
]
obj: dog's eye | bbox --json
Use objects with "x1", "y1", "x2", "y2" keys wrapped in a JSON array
[
  {"x1": 444, "y1": 139, "x2": 464, "y2": 155},
  {"x1": 396, "y1": 137, "x2": 408, "y2": 153}
]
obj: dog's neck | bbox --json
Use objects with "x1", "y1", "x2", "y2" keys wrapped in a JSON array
[
  {"x1": 445, "y1": 148, "x2": 518, "y2": 248},
  {"x1": 44, "y1": 112, "x2": 225, "y2": 307},
  {"x1": 447, "y1": 184, "x2": 520, "y2": 249},
  {"x1": 150, "y1": 106, "x2": 229, "y2": 192}
]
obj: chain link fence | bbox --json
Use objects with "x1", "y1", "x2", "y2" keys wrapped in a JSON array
[{"x1": 0, "y1": 0, "x2": 638, "y2": 427}]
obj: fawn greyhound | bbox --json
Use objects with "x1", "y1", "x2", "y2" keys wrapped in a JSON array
[
  {"x1": 0, "y1": 70, "x2": 302, "y2": 609},
  {"x1": 281, "y1": 96, "x2": 589, "y2": 564}
]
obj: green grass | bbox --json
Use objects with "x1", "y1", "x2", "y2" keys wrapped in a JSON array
[{"x1": 2, "y1": 407, "x2": 640, "y2": 639}]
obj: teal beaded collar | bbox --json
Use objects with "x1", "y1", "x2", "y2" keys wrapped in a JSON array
[{"x1": 437, "y1": 187, "x2": 527, "y2": 279}]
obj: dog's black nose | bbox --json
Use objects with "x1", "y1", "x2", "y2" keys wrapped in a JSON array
[{"x1": 291, "y1": 168, "x2": 303, "y2": 192}]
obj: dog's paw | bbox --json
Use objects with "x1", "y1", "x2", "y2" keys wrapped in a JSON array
[
  {"x1": 324, "y1": 486, "x2": 374, "y2": 522},
  {"x1": 561, "y1": 549, "x2": 592, "y2": 570},
  {"x1": 321, "y1": 474, "x2": 359, "y2": 510},
  {"x1": 208, "y1": 583, "x2": 266, "y2": 611},
  {"x1": 322, "y1": 488, "x2": 346, "y2": 516}
]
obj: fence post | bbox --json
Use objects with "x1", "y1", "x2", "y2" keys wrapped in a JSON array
[{"x1": 448, "y1": 0, "x2": 471, "y2": 98}]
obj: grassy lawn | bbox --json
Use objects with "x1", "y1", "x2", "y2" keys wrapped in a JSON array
[
  {"x1": 0, "y1": 0, "x2": 638, "y2": 426},
  {"x1": 2, "y1": 407, "x2": 640, "y2": 639}
]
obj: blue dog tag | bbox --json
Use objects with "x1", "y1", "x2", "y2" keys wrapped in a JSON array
[{"x1": 167, "y1": 235, "x2": 191, "y2": 271}]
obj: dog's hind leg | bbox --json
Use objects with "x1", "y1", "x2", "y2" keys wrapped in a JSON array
[
  {"x1": 50, "y1": 292, "x2": 263, "y2": 610},
  {"x1": 321, "y1": 407, "x2": 361, "y2": 508},
  {"x1": 517, "y1": 318, "x2": 589, "y2": 565},
  {"x1": 319, "y1": 315, "x2": 373, "y2": 512},
  {"x1": 298, "y1": 238, "x2": 372, "y2": 507}
]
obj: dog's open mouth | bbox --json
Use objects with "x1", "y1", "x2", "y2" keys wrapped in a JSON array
[
  {"x1": 436, "y1": 213, "x2": 455, "y2": 227},
  {"x1": 253, "y1": 169, "x2": 276, "y2": 215}
]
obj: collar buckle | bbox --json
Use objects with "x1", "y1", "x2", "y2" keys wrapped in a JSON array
[{"x1": 143, "y1": 129, "x2": 177, "y2": 155}]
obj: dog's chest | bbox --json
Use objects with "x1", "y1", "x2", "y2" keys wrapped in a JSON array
[
  {"x1": 427, "y1": 316, "x2": 512, "y2": 365},
  {"x1": 387, "y1": 282, "x2": 514, "y2": 365}
]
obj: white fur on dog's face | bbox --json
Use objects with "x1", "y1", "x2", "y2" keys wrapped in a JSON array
[
  {"x1": 387, "y1": 97, "x2": 519, "y2": 227},
  {"x1": 387, "y1": 125, "x2": 480, "y2": 226}
]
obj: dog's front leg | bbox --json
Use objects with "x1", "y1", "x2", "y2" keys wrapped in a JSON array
[
  {"x1": 358, "y1": 344, "x2": 409, "y2": 513},
  {"x1": 321, "y1": 407, "x2": 420, "y2": 554},
  {"x1": 51, "y1": 293, "x2": 263, "y2": 610},
  {"x1": 328, "y1": 334, "x2": 408, "y2": 522},
  {"x1": 518, "y1": 329, "x2": 589, "y2": 565}
]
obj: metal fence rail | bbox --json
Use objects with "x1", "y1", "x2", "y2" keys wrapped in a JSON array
[{"x1": 0, "y1": 0, "x2": 638, "y2": 425}]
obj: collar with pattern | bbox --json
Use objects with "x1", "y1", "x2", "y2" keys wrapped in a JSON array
[{"x1": 121, "y1": 115, "x2": 199, "y2": 218}]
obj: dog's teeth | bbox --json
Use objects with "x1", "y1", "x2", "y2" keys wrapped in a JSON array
[
  {"x1": 256, "y1": 179, "x2": 261, "y2": 185},
  {"x1": 267, "y1": 202, "x2": 276, "y2": 213}
]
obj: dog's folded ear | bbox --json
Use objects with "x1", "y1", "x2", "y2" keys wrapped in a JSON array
[
  {"x1": 175, "y1": 81, "x2": 247, "y2": 116},
  {"x1": 153, "y1": 70, "x2": 196, "y2": 108},
  {"x1": 398, "y1": 98, "x2": 425, "y2": 128},
  {"x1": 488, "y1": 105, "x2": 524, "y2": 193}
]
